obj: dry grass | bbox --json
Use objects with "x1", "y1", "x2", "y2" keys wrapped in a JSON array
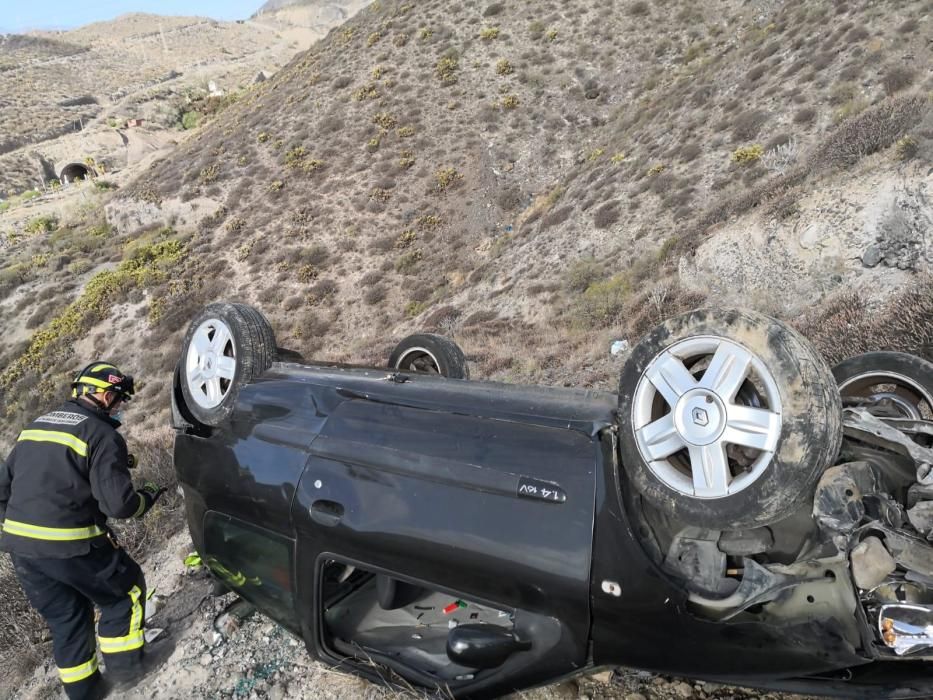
[{"x1": 795, "y1": 276, "x2": 933, "y2": 365}]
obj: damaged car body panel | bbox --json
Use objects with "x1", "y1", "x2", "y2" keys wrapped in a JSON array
[{"x1": 172, "y1": 304, "x2": 933, "y2": 699}]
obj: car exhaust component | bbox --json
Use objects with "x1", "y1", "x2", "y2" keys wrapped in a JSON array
[{"x1": 878, "y1": 604, "x2": 933, "y2": 655}]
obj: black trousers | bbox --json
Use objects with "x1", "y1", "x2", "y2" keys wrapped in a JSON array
[{"x1": 12, "y1": 542, "x2": 146, "y2": 700}]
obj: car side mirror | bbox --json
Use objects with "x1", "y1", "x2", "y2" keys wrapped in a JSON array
[{"x1": 446, "y1": 624, "x2": 531, "y2": 669}]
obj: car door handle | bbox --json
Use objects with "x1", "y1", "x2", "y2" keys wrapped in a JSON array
[{"x1": 310, "y1": 500, "x2": 344, "y2": 527}]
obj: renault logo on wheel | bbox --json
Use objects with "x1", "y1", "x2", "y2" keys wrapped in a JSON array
[{"x1": 692, "y1": 407, "x2": 709, "y2": 426}]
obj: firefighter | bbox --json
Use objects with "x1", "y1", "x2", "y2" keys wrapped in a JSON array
[{"x1": 0, "y1": 362, "x2": 165, "y2": 700}]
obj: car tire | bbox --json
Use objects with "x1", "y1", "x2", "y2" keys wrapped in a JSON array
[
  {"x1": 179, "y1": 302, "x2": 277, "y2": 426},
  {"x1": 833, "y1": 351, "x2": 933, "y2": 420},
  {"x1": 388, "y1": 334, "x2": 469, "y2": 379},
  {"x1": 617, "y1": 308, "x2": 842, "y2": 530}
]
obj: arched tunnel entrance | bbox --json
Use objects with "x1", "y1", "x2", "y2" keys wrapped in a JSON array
[{"x1": 60, "y1": 163, "x2": 91, "y2": 184}]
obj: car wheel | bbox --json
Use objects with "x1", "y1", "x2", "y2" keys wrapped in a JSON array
[
  {"x1": 833, "y1": 351, "x2": 933, "y2": 420},
  {"x1": 179, "y1": 302, "x2": 277, "y2": 426},
  {"x1": 388, "y1": 334, "x2": 469, "y2": 379},
  {"x1": 617, "y1": 308, "x2": 842, "y2": 530}
]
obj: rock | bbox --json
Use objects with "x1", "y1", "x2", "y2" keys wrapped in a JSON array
[
  {"x1": 624, "y1": 694, "x2": 648, "y2": 700},
  {"x1": 862, "y1": 244, "x2": 883, "y2": 267},
  {"x1": 590, "y1": 670, "x2": 613, "y2": 684},
  {"x1": 672, "y1": 680, "x2": 694, "y2": 698},
  {"x1": 269, "y1": 684, "x2": 288, "y2": 700},
  {"x1": 610, "y1": 339, "x2": 629, "y2": 356},
  {"x1": 199, "y1": 653, "x2": 212, "y2": 666}
]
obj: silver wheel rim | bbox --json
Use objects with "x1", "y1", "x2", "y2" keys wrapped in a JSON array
[
  {"x1": 838, "y1": 371, "x2": 933, "y2": 420},
  {"x1": 185, "y1": 319, "x2": 237, "y2": 409},
  {"x1": 632, "y1": 336, "x2": 783, "y2": 499},
  {"x1": 395, "y1": 346, "x2": 441, "y2": 374}
]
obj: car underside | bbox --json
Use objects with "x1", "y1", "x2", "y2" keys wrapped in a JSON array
[{"x1": 172, "y1": 302, "x2": 933, "y2": 698}]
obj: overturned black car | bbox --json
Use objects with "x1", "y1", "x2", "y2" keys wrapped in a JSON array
[{"x1": 171, "y1": 302, "x2": 933, "y2": 698}]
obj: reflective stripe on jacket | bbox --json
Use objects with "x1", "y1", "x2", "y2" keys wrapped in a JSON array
[{"x1": 0, "y1": 399, "x2": 143, "y2": 558}]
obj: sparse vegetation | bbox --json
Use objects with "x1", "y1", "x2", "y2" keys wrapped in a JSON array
[
  {"x1": 480, "y1": 27, "x2": 500, "y2": 40},
  {"x1": 434, "y1": 167, "x2": 464, "y2": 192},
  {"x1": 496, "y1": 59, "x2": 513, "y2": 76},
  {"x1": 731, "y1": 144, "x2": 764, "y2": 164}
]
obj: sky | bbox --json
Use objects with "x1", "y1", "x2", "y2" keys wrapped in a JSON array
[{"x1": 2, "y1": 1, "x2": 264, "y2": 34}]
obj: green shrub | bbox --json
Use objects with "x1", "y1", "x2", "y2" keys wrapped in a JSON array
[
  {"x1": 435, "y1": 56, "x2": 458, "y2": 85},
  {"x1": 435, "y1": 168, "x2": 464, "y2": 192},
  {"x1": 395, "y1": 250, "x2": 423, "y2": 273},
  {"x1": 24, "y1": 215, "x2": 58, "y2": 235},
  {"x1": 480, "y1": 27, "x2": 499, "y2": 40},
  {"x1": 564, "y1": 258, "x2": 604, "y2": 292},
  {"x1": 181, "y1": 111, "x2": 200, "y2": 130},
  {"x1": 578, "y1": 275, "x2": 630, "y2": 327},
  {"x1": 731, "y1": 144, "x2": 764, "y2": 163},
  {"x1": 496, "y1": 59, "x2": 513, "y2": 75},
  {"x1": 501, "y1": 95, "x2": 519, "y2": 109}
]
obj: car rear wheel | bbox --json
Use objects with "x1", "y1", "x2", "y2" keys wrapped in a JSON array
[
  {"x1": 833, "y1": 351, "x2": 933, "y2": 420},
  {"x1": 617, "y1": 308, "x2": 842, "y2": 530},
  {"x1": 179, "y1": 303, "x2": 277, "y2": 426},
  {"x1": 388, "y1": 334, "x2": 469, "y2": 379}
]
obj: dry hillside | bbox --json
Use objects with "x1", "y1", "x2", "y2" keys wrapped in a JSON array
[
  {"x1": 1, "y1": 0, "x2": 932, "y2": 696},
  {"x1": 0, "y1": 8, "x2": 364, "y2": 198}
]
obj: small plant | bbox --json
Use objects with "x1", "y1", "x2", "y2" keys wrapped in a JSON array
[
  {"x1": 587, "y1": 148, "x2": 605, "y2": 162},
  {"x1": 297, "y1": 265, "x2": 317, "y2": 283},
  {"x1": 367, "y1": 137, "x2": 381, "y2": 151},
  {"x1": 895, "y1": 136, "x2": 919, "y2": 161},
  {"x1": 268, "y1": 180, "x2": 284, "y2": 192},
  {"x1": 373, "y1": 112, "x2": 397, "y2": 130},
  {"x1": 353, "y1": 84, "x2": 379, "y2": 101},
  {"x1": 435, "y1": 168, "x2": 464, "y2": 192},
  {"x1": 393, "y1": 33, "x2": 409, "y2": 47},
  {"x1": 495, "y1": 59, "x2": 513, "y2": 76},
  {"x1": 285, "y1": 146, "x2": 308, "y2": 167},
  {"x1": 24, "y1": 215, "x2": 58, "y2": 235},
  {"x1": 257, "y1": 132, "x2": 270, "y2": 143},
  {"x1": 367, "y1": 32, "x2": 381, "y2": 47},
  {"x1": 610, "y1": 152, "x2": 626, "y2": 164},
  {"x1": 731, "y1": 144, "x2": 764, "y2": 164},
  {"x1": 396, "y1": 125, "x2": 415, "y2": 137},
  {"x1": 371, "y1": 188, "x2": 392, "y2": 202},
  {"x1": 181, "y1": 111, "x2": 200, "y2": 130},
  {"x1": 761, "y1": 139, "x2": 798, "y2": 173},
  {"x1": 395, "y1": 249, "x2": 423, "y2": 273},
  {"x1": 225, "y1": 217, "x2": 246, "y2": 234},
  {"x1": 436, "y1": 56, "x2": 459, "y2": 84},
  {"x1": 199, "y1": 164, "x2": 218, "y2": 183},
  {"x1": 417, "y1": 214, "x2": 443, "y2": 230},
  {"x1": 501, "y1": 95, "x2": 519, "y2": 109},
  {"x1": 418, "y1": 27, "x2": 432, "y2": 40},
  {"x1": 371, "y1": 66, "x2": 385, "y2": 80},
  {"x1": 480, "y1": 27, "x2": 500, "y2": 40},
  {"x1": 405, "y1": 301, "x2": 427, "y2": 317},
  {"x1": 235, "y1": 242, "x2": 253, "y2": 261},
  {"x1": 340, "y1": 28, "x2": 355, "y2": 45},
  {"x1": 647, "y1": 164, "x2": 666, "y2": 176},
  {"x1": 545, "y1": 28, "x2": 558, "y2": 41},
  {"x1": 395, "y1": 230, "x2": 417, "y2": 248},
  {"x1": 399, "y1": 150, "x2": 416, "y2": 169}
]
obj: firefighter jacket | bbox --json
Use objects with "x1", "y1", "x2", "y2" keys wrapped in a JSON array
[{"x1": 0, "y1": 399, "x2": 146, "y2": 558}]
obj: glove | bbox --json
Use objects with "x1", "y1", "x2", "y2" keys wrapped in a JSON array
[
  {"x1": 127, "y1": 454, "x2": 138, "y2": 469},
  {"x1": 135, "y1": 482, "x2": 166, "y2": 518}
]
